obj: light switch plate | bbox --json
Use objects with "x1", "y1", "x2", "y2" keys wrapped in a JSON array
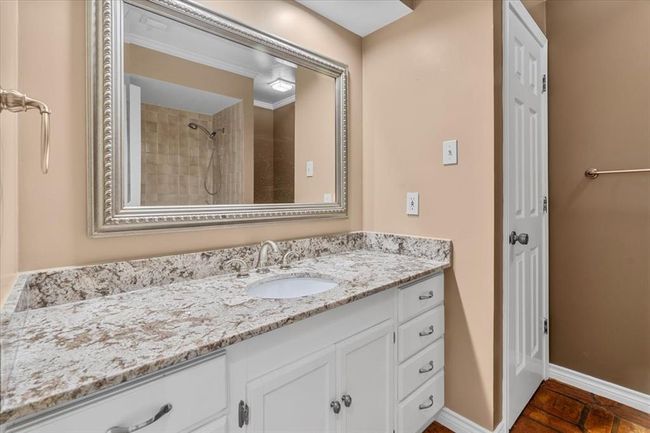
[
  {"x1": 443, "y1": 139, "x2": 458, "y2": 165},
  {"x1": 306, "y1": 160, "x2": 314, "y2": 177},
  {"x1": 406, "y1": 192, "x2": 419, "y2": 215}
]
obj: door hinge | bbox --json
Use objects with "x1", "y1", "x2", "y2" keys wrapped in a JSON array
[
  {"x1": 238, "y1": 400, "x2": 249, "y2": 427},
  {"x1": 543, "y1": 318, "x2": 548, "y2": 335},
  {"x1": 543, "y1": 195, "x2": 548, "y2": 213},
  {"x1": 542, "y1": 74, "x2": 547, "y2": 93},
  {"x1": 393, "y1": 331, "x2": 396, "y2": 344}
]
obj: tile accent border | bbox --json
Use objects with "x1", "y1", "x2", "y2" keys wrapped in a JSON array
[
  {"x1": 437, "y1": 408, "x2": 505, "y2": 433},
  {"x1": 549, "y1": 364, "x2": 650, "y2": 414}
]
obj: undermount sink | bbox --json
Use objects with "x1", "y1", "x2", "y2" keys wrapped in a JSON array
[{"x1": 247, "y1": 275, "x2": 338, "y2": 299}]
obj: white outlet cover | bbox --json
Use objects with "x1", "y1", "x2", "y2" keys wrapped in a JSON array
[
  {"x1": 306, "y1": 160, "x2": 314, "y2": 177},
  {"x1": 323, "y1": 193, "x2": 333, "y2": 203},
  {"x1": 443, "y1": 139, "x2": 458, "y2": 165},
  {"x1": 406, "y1": 192, "x2": 419, "y2": 216}
]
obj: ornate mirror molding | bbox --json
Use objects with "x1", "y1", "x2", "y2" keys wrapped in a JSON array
[{"x1": 87, "y1": 0, "x2": 348, "y2": 235}]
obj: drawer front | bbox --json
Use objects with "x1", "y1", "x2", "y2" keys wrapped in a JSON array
[
  {"x1": 16, "y1": 354, "x2": 227, "y2": 433},
  {"x1": 397, "y1": 370, "x2": 444, "y2": 433},
  {"x1": 398, "y1": 274, "x2": 443, "y2": 323},
  {"x1": 398, "y1": 305, "x2": 444, "y2": 362},
  {"x1": 398, "y1": 338, "x2": 444, "y2": 401},
  {"x1": 188, "y1": 416, "x2": 227, "y2": 433}
]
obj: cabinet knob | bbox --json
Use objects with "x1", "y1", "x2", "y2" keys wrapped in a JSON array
[
  {"x1": 341, "y1": 394, "x2": 352, "y2": 407},
  {"x1": 330, "y1": 400, "x2": 341, "y2": 414}
]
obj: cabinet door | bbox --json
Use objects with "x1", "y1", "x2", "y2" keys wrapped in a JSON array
[
  {"x1": 336, "y1": 320, "x2": 394, "y2": 433},
  {"x1": 246, "y1": 347, "x2": 337, "y2": 433}
]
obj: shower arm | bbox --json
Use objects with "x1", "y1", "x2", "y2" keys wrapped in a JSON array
[{"x1": 1, "y1": 88, "x2": 51, "y2": 174}]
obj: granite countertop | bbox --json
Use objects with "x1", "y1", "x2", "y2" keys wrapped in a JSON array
[{"x1": 0, "y1": 232, "x2": 451, "y2": 425}]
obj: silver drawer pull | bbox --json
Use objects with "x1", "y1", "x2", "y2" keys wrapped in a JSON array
[
  {"x1": 106, "y1": 403, "x2": 172, "y2": 433},
  {"x1": 419, "y1": 325, "x2": 434, "y2": 337},
  {"x1": 418, "y1": 361, "x2": 434, "y2": 373},
  {"x1": 419, "y1": 395, "x2": 434, "y2": 410},
  {"x1": 418, "y1": 291, "x2": 434, "y2": 300}
]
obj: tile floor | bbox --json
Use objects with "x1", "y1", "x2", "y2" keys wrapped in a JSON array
[{"x1": 424, "y1": 379, "x2": 650, "y2": 433}]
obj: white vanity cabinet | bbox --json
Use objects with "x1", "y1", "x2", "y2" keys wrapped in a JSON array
[
  {"x1": 7, "y1": 353, "x2": 228, "y2": 433},
  {"x1": 6, "y1": 273, "x2": 444, "y2": 433},
  {"x1": 395, "y1": 274, "x2": 445, "y2": 433},
  {"x1": 244, "y1": 320, "x2": 394, "y2": 433}
]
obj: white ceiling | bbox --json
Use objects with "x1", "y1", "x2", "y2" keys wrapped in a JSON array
[
  {"x1": 296, "y1": 0, "x2": 413, "y2": 37},
  {"x1": 124, "y1": 3, "x2": 302, "y2": 105},
  {"x1": 127, "y1": 74, "x2": 241, "y2": 115}
]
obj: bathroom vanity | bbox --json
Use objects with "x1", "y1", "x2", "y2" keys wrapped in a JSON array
[{"x1": 0, "y1": 232, "x2": 450, "y2": 433}]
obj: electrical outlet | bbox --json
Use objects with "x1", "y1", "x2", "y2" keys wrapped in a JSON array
[
  {"x1": 306, "y1": 160, "x2": 314, "y2": 177},
  {"x1": 443, "y1": 139, "x2": 458, "y2": 165},
  {"x1": 406, "y1": 192, "x2": 419, "y2": 215},
  {"x1": 323, "y1": 193, "x2": 333, "y2": 203}
]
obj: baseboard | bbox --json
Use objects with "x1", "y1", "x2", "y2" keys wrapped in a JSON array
[
  {"x1": 437, "y1": 408, "x2": 505, "y2": 433},
  {"x1": 549, "y1": 364, "x2": 650, "y2": 413}
]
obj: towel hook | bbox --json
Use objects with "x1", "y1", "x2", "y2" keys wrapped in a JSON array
[{"x1": 0, "y1": 88, "x2": 51, "y2": 174}]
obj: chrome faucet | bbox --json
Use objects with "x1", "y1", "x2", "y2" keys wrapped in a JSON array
[{"x1": 256, "y1": 240, "x2": 280, "y2": 273}]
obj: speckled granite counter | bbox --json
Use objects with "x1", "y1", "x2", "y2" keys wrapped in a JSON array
[{"x1": 0, "y1": 232, "x2": 451, "y2": 425}]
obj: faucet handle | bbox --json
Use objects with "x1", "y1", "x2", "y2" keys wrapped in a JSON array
[
  {"x1": 280, "y1": 251, "x2": 297, "y2": 270},
  {"x1": 225, "y1": 258, "x2": 250, "y2": 277}
]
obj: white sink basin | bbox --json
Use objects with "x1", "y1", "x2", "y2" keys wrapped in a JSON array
[{"x1": 247, "y1": 275, "x2": 337, "y2": 299}]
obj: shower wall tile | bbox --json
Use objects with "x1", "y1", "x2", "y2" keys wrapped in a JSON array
[{"x1": 140, "y1": 103, "x2": 215, "y2": 206}]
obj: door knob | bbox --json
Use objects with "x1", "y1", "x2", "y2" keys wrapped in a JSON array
[
  {"x1": 509, "y1": 231, "x2": 529, "y2": 245},
  {"x1": 330, "y1": 400, "x2": 341, "y2": 414}
]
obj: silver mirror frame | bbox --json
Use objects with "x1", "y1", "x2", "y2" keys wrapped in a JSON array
[{"x1": 87, "y1": 0, "x2": 349, "y2": 236}]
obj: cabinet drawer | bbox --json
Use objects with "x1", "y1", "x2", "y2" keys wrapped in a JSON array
[
  {"x1": 398, "y1": 274, "x2": 443, "y2": 323},
  {"x1": 188, "y1": 416, "x2": 227, "y2": 433},
  {"x1": 397, "y1": 370, "x2": 444, "y2": 433},
  {"x1": 397, "y1": 338, "x2": 444, "y2": 401},
  {"x1": 15, "y1": 353, "x2": 227, "y2": 433},
  {"x1": 398, "y1": 305, "x2": 444, "y2": 362}
]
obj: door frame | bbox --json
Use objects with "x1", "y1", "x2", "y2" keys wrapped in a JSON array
[{"x1": 502, "y1": 0, "x2": 549, "y2": 428}]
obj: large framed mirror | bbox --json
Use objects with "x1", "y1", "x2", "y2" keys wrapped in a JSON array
[{"x1": 88, "y1": 0, "x2": 348, "y2": 235}]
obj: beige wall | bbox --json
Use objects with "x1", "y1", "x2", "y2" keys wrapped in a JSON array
[
  {"x1": 522, "y1": 0, "x2": 546, "y2": 35},
  {"x1": 0, "y1": 1, "x2": 19, "y2": 304},
  {"x1": 546, "y1": 0, "x2": 650, "y2": 394},
  {"x1": 362, "y1": 0, "x2": 498, "y2": 429},
  {"x1": 294, "y1": 66, "x2": 336, "y2": 203},
  {"x1": 16, "y1": 0, "x2": 362, "y2": 271}
]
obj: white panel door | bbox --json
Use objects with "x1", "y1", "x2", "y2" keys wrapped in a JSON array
[
  {"x1": 246, "y1": 347, "x2": 337, "y2": 433},
  {"x1": 504, "y1": 0, "x2": 548, "y2": 428},
  {"x1": 336, "y1": 320, "x2": 394, "y2": 433}
]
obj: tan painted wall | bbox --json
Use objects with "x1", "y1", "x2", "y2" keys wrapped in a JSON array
[
  {"x1": 294, "y1": 66, "x2": 336, "y2": 203},
  {"x1": 0, "y1": 1, "x2": 19, "y2": 304},
  {"x1": 16, "y1": 0, "x2": 362, "y2": 271},
  {"x1": 522, "y1": 0, "x2": 546, "y2": 35},
  {"x1": 362, "y1": 0, "x2": 498, "y2": 429},
  {"x1": 125, "y1": 43, "x2": 254, "y2": 203},
  {"x1": 546, "y1": 0, "x2": 650, "y2": 394}
]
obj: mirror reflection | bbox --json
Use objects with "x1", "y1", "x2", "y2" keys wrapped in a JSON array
[{"x1": 123, "y1": 3, "x2": 336, "y2": 207}]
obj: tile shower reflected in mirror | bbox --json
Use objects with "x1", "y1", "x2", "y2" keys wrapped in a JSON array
[{"x1": 122, "y1": 3, "x2": 337, "y2": 207}]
